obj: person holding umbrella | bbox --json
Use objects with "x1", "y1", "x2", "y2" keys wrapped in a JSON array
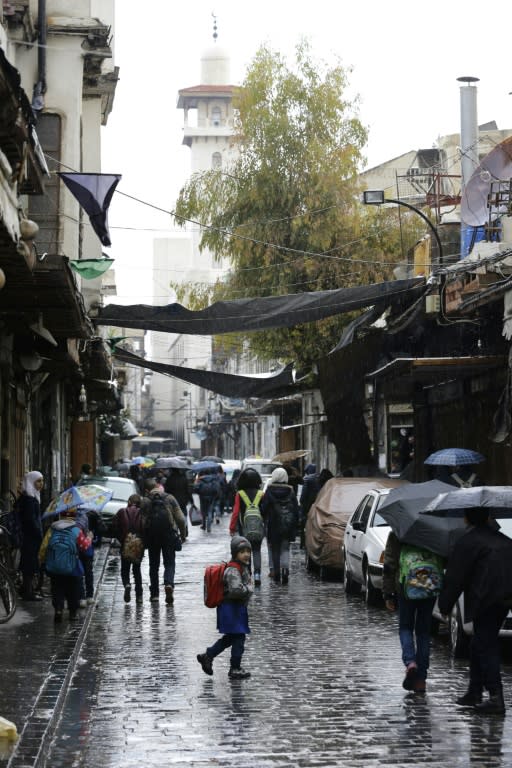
[
  {"x1": 424, "y1": 448, "x2": 484, "y2": 488},
  {"x1": 438, "y1": 506, "x2": 512, "y2": 714}
]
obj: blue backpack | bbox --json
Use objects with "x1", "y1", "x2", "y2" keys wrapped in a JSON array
[{"x1": 45, "y1": 525, "x2": 78, "y2": 576}]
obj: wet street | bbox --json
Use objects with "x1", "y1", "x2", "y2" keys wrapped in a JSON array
[{"x1": 40, "y1": 517, "x2": 512, "y2": 768}]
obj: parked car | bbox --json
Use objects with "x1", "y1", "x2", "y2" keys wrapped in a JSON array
[
  {"x1": 431, "y1": 516, "x2": 512, "y2": 657},
  {"x1": 343, "y1": 480, "x2": 404, "y2": 604},
  {"x1": 305, "y1": 478, "x2": 401, "y2": 577},
  {"x1": 77, "y1": 476, "x2": 140, "y2": 534},
  {"x1": 240, "y1": 458, "x2": 283, "y2": 485}
]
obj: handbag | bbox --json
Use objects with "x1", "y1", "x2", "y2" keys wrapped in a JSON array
[
  {"x1": 170, "y1": 524, "x2": 182, "y2": 552},
  {"x1": 189, "y1": 504, "x2": 203, "y2": 526}
]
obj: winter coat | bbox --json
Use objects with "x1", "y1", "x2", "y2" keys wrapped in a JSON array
[
  {"x1": 38, "y1": 518, "x2": 90, "y2": 577},
  {"x1": 299, "y1": 473, "x2": 320, "y2": 516},
  {"x1": 164, "y1": 471, "x2": 193, "y2": 511},
  {"x1": 18, "y1": 494, "x2": 43, "y2": 573},
  {"x1": 141, "y1": 489, "x2": 186, "y2": 542},
  {"x1": 261, "y1": 483, "x2": 299, "y2": 544},
  {"x1": 438, "y1": 523, "x2": 512, "y2": 622},
  {"x1": 382, "y1": 531, "x2": 402, "y2": 597},
  {"x1": 113, "y1": 504, "x2": 144, "y2": 545},
  {"x1": 217, "y1": 560, "x2": 253, "y2": 634}
]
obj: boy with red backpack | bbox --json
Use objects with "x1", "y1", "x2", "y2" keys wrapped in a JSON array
[{"x1": 197, "y1": 535, "x2": 254, "y2": 679}]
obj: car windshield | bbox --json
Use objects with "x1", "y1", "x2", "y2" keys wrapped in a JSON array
[
  {"x1": 373, "y1": 512, "x2": 388, "y2": 527},
  {"x1": 81, "y1": 477, "x2": 134, "y2": 502},
  {"x1": 244, "y1": 463, "x2": 280, "y2": 475}
]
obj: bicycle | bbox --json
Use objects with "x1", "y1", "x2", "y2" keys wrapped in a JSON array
[{"x1": 0, "y1": 511, "x2": 18, "y2": 623}]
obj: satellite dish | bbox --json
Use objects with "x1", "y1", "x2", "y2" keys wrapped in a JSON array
[{"x1": 461, "y1": 135, "x2": 512, "y2": 226}]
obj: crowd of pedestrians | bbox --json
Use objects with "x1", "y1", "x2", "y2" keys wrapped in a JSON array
[{"x1": 11, "y1": 457, "x2": 511, "y2": 714}]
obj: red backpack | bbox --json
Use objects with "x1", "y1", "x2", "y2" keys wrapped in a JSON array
[{"x1": 204, "y1": 560, "x2": 242, "y2": 608}]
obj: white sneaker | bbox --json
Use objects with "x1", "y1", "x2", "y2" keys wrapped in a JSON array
[
  {"x1": 86, "y1": 597, "x2": 94, "y2": 605},
  {"x1": 79, "y1": 599, "x2": 87, "y2": 608}
]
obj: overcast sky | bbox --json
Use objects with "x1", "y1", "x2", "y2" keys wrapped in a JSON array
[{"x1": 102, "y1": 0, "x2": 512, "y2": 303}]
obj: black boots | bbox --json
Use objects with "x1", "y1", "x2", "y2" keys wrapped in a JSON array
[
  {"x1": 456, "y1": 688, "x2": 483, "y2": 706},
  {"x1": 475, "y1": 692, "x2": 506, "y2": 715},
  {"x1": 281, "y1": 568, "x2": 289, "y2": 585}
]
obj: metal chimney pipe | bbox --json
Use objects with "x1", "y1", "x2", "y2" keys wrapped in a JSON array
[{"x1": 458, "y1": 75, "x2": 479, "y2": 258}]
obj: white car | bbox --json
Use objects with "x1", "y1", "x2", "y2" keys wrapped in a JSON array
[
  {"x1": 77, "y1": 476, "x2": 140, "y2": 534},
  {"x1": 432, "y1": 516, "x2": 512, "y2": 657},
  {"x1": 343, "y1": 487, "x2": 396, "y2": 605}
]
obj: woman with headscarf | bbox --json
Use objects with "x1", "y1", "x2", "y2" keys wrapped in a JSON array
[
  {"x1": 261, "y1": 468, "x2": 299, "y2": 585},
  {"x1": 18, "y1": 470, "x2": 44, "y2": 600}
]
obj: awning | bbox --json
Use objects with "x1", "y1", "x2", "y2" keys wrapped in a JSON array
[
  {"x1": 98, "y1": 278, "x2": 425, "y2": 335},
  {"x1": 367, "y1": 355, "x2": 506, "y2": 382},
  {"x1": 113, "y1": 347, "x2": 299, "y2": 399}
]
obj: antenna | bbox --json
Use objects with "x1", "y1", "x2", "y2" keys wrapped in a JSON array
[{"x1": 461, "y1": 135, "x2": 512, "y2": 226}]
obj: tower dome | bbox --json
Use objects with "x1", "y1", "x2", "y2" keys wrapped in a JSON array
[{"x1": 200, "y1": 45, "x2": 231, "y2": 85}]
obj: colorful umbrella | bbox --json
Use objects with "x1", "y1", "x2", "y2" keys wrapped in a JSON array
[
  {"x1": 131, "y1": 456, "x2": 155, "y2": 467},
  {"x1": 43, "y1": 484, "x2": 113, "y2": 519},
  {"x1": 73, "y1": 484, "x2": 114, "y2": 512}
]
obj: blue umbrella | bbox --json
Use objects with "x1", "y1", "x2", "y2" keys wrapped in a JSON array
[
  {"x1": 191, "y1": 460, "x2": 220, "y2": 473},
  {"x1": 424, "y1": 448, "x2": 485, "y2": 467}
]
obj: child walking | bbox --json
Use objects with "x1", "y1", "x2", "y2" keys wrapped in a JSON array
[
  {"x1": 197, "y1": 535, "x2": 254, "y2": 679},
  {"x1": 112, "y1": 494, "x2": 144, "y2": 604}
]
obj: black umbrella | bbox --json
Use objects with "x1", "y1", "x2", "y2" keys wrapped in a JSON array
[
  {"x1": 155, "y1": 457, "x2": 189, "y2": 469},
  {"x1": 200, "y1": 456, "x2": 224, "y2": 463},
  {"x1": 422, "y1": 486, "x2": 512, "y2": 518},
  {"x1": 378, "y1": 480, "x2": 466, "y2": 557}
]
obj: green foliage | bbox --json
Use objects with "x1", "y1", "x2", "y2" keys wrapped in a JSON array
[{"x1": 174, "y1": 40, "x2": 422, "y2": 367}]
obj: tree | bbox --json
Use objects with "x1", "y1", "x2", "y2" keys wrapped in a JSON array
[{"x1": 174, "y1": 41, "x2": 421, "y2": 367}]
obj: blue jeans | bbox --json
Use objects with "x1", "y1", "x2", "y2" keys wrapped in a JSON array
[
  {"x1": 207, "y1": 633, "x2": 246, "y2": 669},
  {"x1": 398, "y1": 595, "x2": 435, "y2": 680},
  {"x1": 199, "y1": 499, "x2": 215, "y2": 531},
  {"x1": 147, "y1": 542, "x2": 175, "y2": 597}
]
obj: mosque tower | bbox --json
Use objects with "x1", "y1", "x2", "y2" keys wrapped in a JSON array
[{"x1": 149, "y1": 19, "x2": 237, "y2": 452}]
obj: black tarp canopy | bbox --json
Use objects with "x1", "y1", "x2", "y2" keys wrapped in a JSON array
[
  {"x1": 98, "y1": 278, "x2": 425, "y2": 335},
  {"x1": 113, "y1": 347, "x2": 299, "y2": 399}
]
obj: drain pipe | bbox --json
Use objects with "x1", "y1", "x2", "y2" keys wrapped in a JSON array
[
  {"x1": 458, "y1": 75, "x2": 479, "y2": 258},
  {"x1": 32, "y1": 0, "x2": 47, "y2": 112}
]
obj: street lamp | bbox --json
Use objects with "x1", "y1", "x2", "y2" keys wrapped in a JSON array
[{"x1": 362, "y1": 190, "x2": 443, "y2": 265}]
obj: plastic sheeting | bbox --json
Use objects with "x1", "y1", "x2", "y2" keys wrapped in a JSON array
[{"x1": 98, "y1": 278, "x2": 425, "y2": 335}]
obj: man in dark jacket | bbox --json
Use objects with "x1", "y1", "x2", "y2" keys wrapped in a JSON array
[
  {"x1": 438, "y1": 507, "x2": 512, "y2": 714},
  {"x1": 298, "y1": 464, "x2": 319, "y2": 548}
]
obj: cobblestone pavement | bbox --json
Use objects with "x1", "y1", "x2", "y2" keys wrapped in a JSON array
[
  {"x1": 0, "y1": 546, "x2": 110, "y2": 768},
  {"x1": 40, "y1": 518, "x2": 512, "y2": 768}
]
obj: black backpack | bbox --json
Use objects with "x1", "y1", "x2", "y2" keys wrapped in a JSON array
[
  {"x1": 272, "y1": 494, "x2": 296, "y2": 538},
  {"x1": 146, "y1": 494, "x2": 182, "y2": 551},
  {"x1": 146, "y1": 493, "x2": 170, "y2": 542}
]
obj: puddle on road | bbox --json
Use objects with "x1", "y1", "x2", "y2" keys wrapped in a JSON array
[{"x1": 0, "y1": 606, "x2": 35, "y2": 629}]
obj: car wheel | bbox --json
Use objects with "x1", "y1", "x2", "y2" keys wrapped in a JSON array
[
  {"x1": 344, "y1": 554, "x2": 360, "y2": 595},
  {"x1": 449, "y1": 606, "x2": 470, "y2": 658},
  {"x1": 363, "y1": 562, "x2": 380, "y2": 605}
]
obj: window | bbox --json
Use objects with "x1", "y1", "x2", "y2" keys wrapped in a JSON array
[
  {"x1": 28, "y1": 113, "x2": 62, "y2": 254},
  {"x1": 212, "y1": 152, "x2": 222, "y2": 169},
  {"x1": 211, "y1": 106, "x2": 221, "y2": 126},
  {"x1": 359, "y1": 496, "x2": 375, "y2": 529}
]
